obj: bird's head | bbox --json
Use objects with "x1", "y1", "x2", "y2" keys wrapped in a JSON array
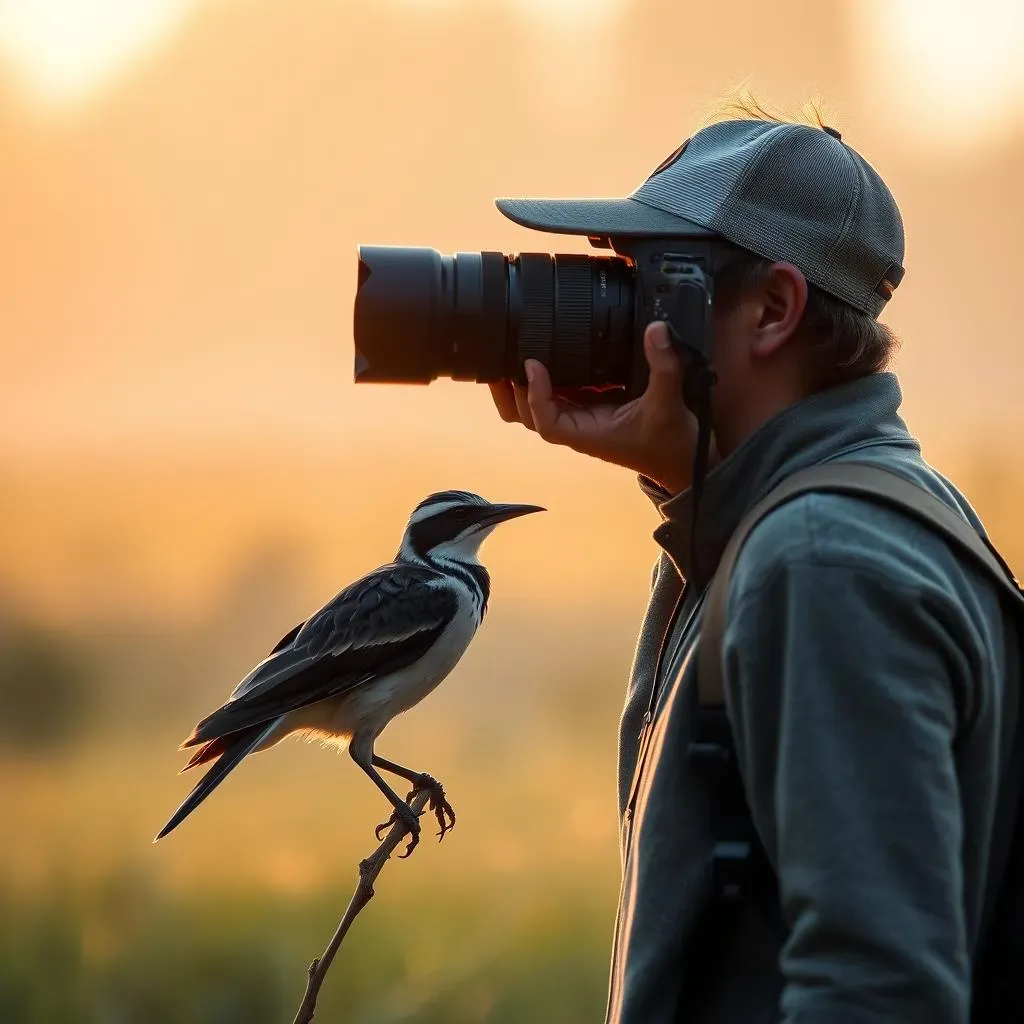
[{"x1": 399, "y1": 490, "x2": 544, "y2": 565}]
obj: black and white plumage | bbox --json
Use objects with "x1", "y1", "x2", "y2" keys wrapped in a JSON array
[{"x1": 154, "y1": 490, "x2": 543, "y2": 854}]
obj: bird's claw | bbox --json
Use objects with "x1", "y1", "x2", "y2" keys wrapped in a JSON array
[
  {"x1": 405, "y1": 772, "x2": 456, "y2": 842},
  {"x1": 373, "y1": 773, "x2": 456, "y2": 857},
  {"x1": 374, "y1": 801, "x2": 423, "y2": 857}
]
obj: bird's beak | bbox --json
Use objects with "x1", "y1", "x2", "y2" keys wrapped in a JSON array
[{"x1": 476, "y1": 503, "x2": 546, "y2": 528}]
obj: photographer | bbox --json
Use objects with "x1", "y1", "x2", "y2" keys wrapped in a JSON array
[{"x1": 490, "y1": 109, "x2": 1021, "y2": 1023}]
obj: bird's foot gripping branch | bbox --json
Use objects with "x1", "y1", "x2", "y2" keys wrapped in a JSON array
[
  {"x1": 375, "y1": 772, "x2": 456, "y2": 848},
  {"x1": 292, "y1": 788, "x2": 432, "y2": 1024}
]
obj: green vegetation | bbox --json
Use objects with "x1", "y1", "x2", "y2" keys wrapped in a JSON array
[
  {"x1": 0, "y1": 867, "x2": 613, "y2": 1023},
  {"x1": 0, "y1": 604, "x2": 626, "y2": 1024}
]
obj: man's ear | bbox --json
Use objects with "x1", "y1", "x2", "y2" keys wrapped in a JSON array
[{"x1": 752, "y1": 262, "x2": 807, "y2": 358}]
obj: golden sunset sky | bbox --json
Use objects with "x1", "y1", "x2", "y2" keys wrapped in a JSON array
[{"x1": 1, "y1": 0, "x2": 1023, "y2": 625}]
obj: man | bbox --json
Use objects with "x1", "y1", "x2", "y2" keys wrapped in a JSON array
[{"x1": 489, "y1": 108, "x2": 1017, "y2": 1022}]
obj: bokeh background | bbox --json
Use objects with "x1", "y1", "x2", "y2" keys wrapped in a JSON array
[{"x1": 1, "y1": 1, "x2": 1022, "y2": 1020}]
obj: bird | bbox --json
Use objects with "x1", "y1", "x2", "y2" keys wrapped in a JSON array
[{"x1": 154, "y1": 489, "x2": 544, "y2": 856}]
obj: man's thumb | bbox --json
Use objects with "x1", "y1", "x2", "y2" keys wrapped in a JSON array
[{"x1": 642, "y1": 321, "x2": 684, "y2": 400}]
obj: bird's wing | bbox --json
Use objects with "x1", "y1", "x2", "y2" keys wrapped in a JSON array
[
  {"x1": 268, "y1": 622, "x2": 305, "y2": 655},
  {"x1": 181, "y1": 563, "x2": 458, "y2": 747}
]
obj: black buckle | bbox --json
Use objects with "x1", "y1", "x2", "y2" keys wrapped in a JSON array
[
  {"x1": 687, "y1": 740, "x2": 732, "y2": 772},
  {"x1": 711, "y1": 840, "x2": 752, "y2": 905}
]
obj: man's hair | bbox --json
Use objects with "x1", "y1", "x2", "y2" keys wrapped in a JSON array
[{"x1": 704, "y1": 89, "x2": 901, "y2": 391}]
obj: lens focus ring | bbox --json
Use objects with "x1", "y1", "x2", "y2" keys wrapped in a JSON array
[
  {"x1": 552, "y1": 256, "x2": 592, "y2": 385},
  {"x1": 517, "y1": 255, "x2": 554, "y2": 369}
]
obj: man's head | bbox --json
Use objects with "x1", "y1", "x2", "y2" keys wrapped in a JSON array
[
  {"x1": 706, "y1": 242, "x2": 900, "y2": 453},
  {"x1": 496, "y1": 104, "x2": 905, "y2": 456}
]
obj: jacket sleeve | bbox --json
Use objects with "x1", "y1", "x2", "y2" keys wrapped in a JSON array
[{"x1": 722, "y1": 533, "x2": 976, "y2": 1024}]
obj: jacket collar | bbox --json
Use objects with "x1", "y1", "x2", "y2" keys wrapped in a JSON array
[{"x1": 650, "y1": 371, "x2": 919, "y2": 581}]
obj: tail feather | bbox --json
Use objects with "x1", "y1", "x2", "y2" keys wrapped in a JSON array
[
  {"x1": 154, "y1": 721, "x2": 277, "y2": 842},
  {"x1": 180, "y1": 736, "x2": 232, "y2": 772}
]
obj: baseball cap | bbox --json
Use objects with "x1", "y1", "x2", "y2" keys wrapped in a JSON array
[{"x1": 495, "y1": 118, "x2": 905, "y2": 319}]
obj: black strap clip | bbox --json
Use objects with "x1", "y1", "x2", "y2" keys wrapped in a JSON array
[{"x1": 711, "y1": 840, "x2": 753, "y2": 905}]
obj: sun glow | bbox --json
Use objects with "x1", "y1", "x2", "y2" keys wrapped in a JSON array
[
  {"x1": 0, "y1": 0, "x2": 625, "y2": 112},
  {"x1": 508, "y1": 0, "x2": 622, "y2": 24},
  {"x1": 0, "y1": 0, "x2": 198, "y2": 106},
  {"x1": 852, "y1": 0, "x2": 1024, "y2": 149},
  {"x1": 390, "y1": 0, "x2": 622, "y2": 17}
]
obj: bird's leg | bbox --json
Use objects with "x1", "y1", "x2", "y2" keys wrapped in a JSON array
[
  {"x1": 351, "y1": 756, "x2": 423, "y2": 858},
  {"x1": 372, "y1": 755, "x2": 456, "y2": 843}
]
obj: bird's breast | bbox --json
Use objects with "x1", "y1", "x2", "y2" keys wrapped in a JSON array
[{"x1": 346, "y1": 599, "x2": 481, "y2": 731}]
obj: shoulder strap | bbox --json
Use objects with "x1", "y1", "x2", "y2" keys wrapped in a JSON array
[
  {"x1": 696, "y1": 459, "x2": 1024, "y2": 988},
  {"x1": 698, "y1": 460, "x2": 1024, "y2": 708}
]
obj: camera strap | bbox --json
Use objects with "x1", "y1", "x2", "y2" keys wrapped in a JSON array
[
  {"x1": 673, "y1": 331, "x2": 718, "y2": 583},
  {"x1": 659, "y1": 251, "x2": 718, "y2": 584}
]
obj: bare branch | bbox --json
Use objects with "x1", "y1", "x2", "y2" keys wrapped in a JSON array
[{"x1": 291, "y1": 788, "x2": 433, "y2": 1024}]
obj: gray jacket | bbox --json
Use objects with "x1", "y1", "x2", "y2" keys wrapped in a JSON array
[{"x1": 607, "y1": 371, "x2": 1016, "y2": 1024}]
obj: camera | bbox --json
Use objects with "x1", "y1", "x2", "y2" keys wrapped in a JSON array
[{"x1": 353, "y1": 234, "x2": 734, "y2": 404}]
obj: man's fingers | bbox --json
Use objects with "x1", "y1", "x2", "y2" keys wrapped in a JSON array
[
  {"x1": 641, "y1": 321, "x2": 685, "y2": 407},
  {"x1": 524, "y1": 360, "x2": 568, "y2": 442},
  {"x1": 488, "y1": 381, "x2": 521, "y2": 423},
  {"x1": 489, "y1": 372, "x2": 595, "y2": 436},
  {"x1": 512, "y1": 380, "x2": 536, "y2": 430}
]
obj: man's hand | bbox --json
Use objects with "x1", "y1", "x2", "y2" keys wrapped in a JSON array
[{"x1": 489, "y1": 321, "x2": 710, "y2": 496}]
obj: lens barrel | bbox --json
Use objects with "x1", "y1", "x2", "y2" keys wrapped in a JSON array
[{"x1": 354, "y1": 245, "x2": 634, "y2": 389}]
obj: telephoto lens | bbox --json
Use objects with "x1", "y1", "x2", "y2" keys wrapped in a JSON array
[{"x1": 353, "y1": 245, "x2": 636, "y2": 389}]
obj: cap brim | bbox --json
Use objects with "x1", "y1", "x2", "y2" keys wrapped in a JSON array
[{"x1": 495, "y1": 196, "x2": 715, "y2": 238}]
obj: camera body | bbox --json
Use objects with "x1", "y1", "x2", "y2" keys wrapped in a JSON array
[
  {"x1": 597, "y1": 235, "x2": 716, "y2": 404},
  {"x1": 353, "y1": 232, "x2": 731, "y2": 408}
]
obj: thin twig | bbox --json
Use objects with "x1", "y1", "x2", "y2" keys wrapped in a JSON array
[{"x1": 291, "y1": 788, "x2": 432, "y2": 1024}]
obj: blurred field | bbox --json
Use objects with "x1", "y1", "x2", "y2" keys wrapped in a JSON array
[
  {"x1": 0, "y1": 550, "x2": 633, "y2": 1022},
  {"x1": 1, "y1": 728, "x2": 621, "y2": 1024},
  {"x1": 0, "y1": 445, "x2": 647, "y2": 1022}
]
